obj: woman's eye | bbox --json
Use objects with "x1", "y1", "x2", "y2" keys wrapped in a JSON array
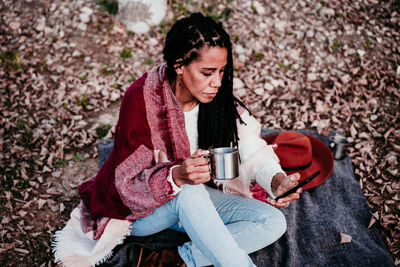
[{"x1": 203, "y1": 73, "x2": 212, "y2": 76}]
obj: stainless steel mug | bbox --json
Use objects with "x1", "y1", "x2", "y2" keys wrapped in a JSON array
[
  {"x1": 329, "y1": 135, "x2": 349, "y2": 160},
  {"x1": 208, "y1": 147, "x2": 239, "y2": 180}
]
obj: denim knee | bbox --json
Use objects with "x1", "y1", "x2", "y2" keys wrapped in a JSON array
[
  {"x1": 254, "y1": 205, "x2": 287, "y2": 242},
  {"x1": 177, "y1": 184, "x2": 208, "y2": 198},
  {"x1": 272, "y1": 209, "x2": 287, "y2": 237},
  {"x1": 249, "y1": 202, "x2": 287, "y2": 233},
  {"x1": 174, "y1": 184, "x2": 211, "y2": 209}
]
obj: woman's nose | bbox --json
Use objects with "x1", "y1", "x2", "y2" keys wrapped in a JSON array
[{"x1": 210, "y1": 73, "x2": 222, "y2": 88}]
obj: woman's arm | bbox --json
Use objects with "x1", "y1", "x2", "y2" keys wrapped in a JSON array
[
  {"x1": 237, "y1": 110, "x2": 301, "y2": 206},
  {"x1": 237, "y1": 110, "x2": 283, "y2": 197}
]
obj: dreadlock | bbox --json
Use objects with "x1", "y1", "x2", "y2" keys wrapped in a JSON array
[{"x1": 163, "y1": 12, "x2": 247, "y2": 149}]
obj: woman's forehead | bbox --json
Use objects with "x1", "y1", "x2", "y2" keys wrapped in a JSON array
[{"x1": 194, "y1": 46, "x2": 228, "y2": 67}]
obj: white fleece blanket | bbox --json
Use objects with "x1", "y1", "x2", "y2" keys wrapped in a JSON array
[{"x1": 52, "y1": 207, "x2": 131, "y2": 267}]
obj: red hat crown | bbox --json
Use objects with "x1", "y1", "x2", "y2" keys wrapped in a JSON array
[{"x1": 274, "y1": 131, "x2": 312, "y2": 171}]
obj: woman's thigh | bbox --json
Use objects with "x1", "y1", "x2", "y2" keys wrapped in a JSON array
[
  {"x1": 130, "y1": 199, "x2": 180, "y2": 236},
  {"x1": 206, "y1": 186, "x2": 281, "y2": 227},
  {"x1": 131, "y1": 183, "x2": 212, "y2": 236}
]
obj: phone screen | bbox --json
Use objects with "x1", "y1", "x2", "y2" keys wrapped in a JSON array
[{"x1": 274, "y1": 170, "x2": 321, "y2": 201}]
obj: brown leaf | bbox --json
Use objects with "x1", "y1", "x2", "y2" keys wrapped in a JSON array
[
  {"x1": 368, "y1": 217, "x2": 376, "y2": 229},
  {"x1": 372, "y1": 211, "x2": 380, "y2": 220},
  {"x1": 1, "y1": 217, "x2": 11, "y2": 224},
  {"x1": 350, "y1": 125, "x2": 357, "y2": 138},
  {"x1": 14, "y1": 248, "x2": 29, "y2": 254},
  {"x1": 5, "y1": 191, "x2": 11, "y2": 201},
  {"x1": 18, "y1": 210, "x2": 28, "y2": 218},
  {"x1": 60, "y1": 203, "x2": 65, "y2": 213},
  {"x1": 340, "y1": 232, "x2": 352, "y2": 244},
  {"x1": 24, "y1": 226, "x2": 34, "y2": 231},
  {"x1": 392, "y1": 143, "x2": 400, "y2": 152},
  {"x1": 8, "y1": 21, "x2": 20, "y2": 30},
  {"x1": 38, "y1": 199, "x2": 47, "y2": 210},
  {"x1": 31, "y1": 232, "x2": 41, "y2": 237}
]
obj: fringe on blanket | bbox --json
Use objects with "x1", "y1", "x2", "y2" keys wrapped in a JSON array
[{"x1": 52, "y1": 207, "x2": 132, "y2": 267}]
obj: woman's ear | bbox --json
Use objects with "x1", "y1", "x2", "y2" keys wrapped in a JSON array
[
  {"x1": 174, "y1": 61, "x2": 184, "y2": 75},
  {"x1": 175, "y1": 67, "x2": 183, "y2": 75}
]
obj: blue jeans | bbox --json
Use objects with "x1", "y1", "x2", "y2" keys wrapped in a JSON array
[{"x1": 131, "y1": 184, "x2": 286, "y2": 267}]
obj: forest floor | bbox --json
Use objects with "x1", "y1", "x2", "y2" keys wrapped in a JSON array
[{"x1": 0, "y1": 0, "x2": 399, "y2": 266}]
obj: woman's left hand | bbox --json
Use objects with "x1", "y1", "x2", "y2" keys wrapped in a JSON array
[{"x1": 266, "y1": 172, "x2": 302, "y2": 208}]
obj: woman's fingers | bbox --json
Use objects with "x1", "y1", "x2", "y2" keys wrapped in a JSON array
[
  {"x1": 287, "y1": 173, "x2": 300, "y2": 187},
  {"x1": 191, "y1": 149, "x2": 210, "y2": 158},
  {"x1": 267, "y1": 198, "x2": 288, "y2": 207},
  {"x1": 289, "y1": 172, "x2": 301, "y2": 181},
  {"x1": 278, "y1": 188, "x2": 302, "y2": 203},
  {"x1": 276, "y1": 173, "x2": 302, "y2": 195},
  {"x1": 188, "y1": 156, "x2": 209, "y2": 167},
  {"x1": 186, "y1": 149, "x2": 210, "y2": 167},
  {"x1": 278, "y1": 193, "x2": 300, "y2": 204},
  {"x1": 185, "y1": 165, "x2": 210, "y2": 176},
  {"x1": 187, "y1": 172, "x2": 210, "y2": 183},
  {"x1": 267, "y1": 188, "x2": 303, "y2": 207}
]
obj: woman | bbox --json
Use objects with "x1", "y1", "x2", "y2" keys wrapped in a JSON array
[{"x1": 54, "y1": 13, "x2": 302, "y2": 267}]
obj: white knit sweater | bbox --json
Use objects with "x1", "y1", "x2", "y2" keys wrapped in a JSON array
[{"x1": 168, "y1": 104, "x2": 283, "y2": 199}]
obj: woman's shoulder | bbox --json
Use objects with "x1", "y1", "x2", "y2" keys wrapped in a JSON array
[
  {"x1": 119, "y1": 65, "x2": 168, "y2": 114},
  {"x1": 123, "y1": 64, "x2": 165, "y2": 100},
  {"x1": 118, "y1": 73, "x2": 149, "y2": 116},
  {"x1": 124, "y1": 72, "x2": 148, "y2": 98}
]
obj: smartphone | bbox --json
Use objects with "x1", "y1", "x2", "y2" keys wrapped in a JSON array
[{"x1": 274, "y1": 170, "x2": 321, "y2": 201}]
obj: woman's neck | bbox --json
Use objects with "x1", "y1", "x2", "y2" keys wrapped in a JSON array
[
  {"x1": 170, "y1": 77, "x2": 198, "y2": 112},
  {"x1": 178, "y1": 95, "x2": 198, "y2": 111}
]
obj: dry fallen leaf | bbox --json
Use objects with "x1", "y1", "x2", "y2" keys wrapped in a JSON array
[
  {"x1": 340, "y1": 232, "x2": 352, "y2": 244},
  {"x1": 18, "y1": 210, "x2": 28, "y2": 218},
  {"x1": 14, "y1": 248, "x2": 29, "y2": 254},
  {"x1": 368, "y1": 217, "x2": 376, "y2": 229},
  {"x1": 38, "y1": 199, "x2": 47, "y2": 210},
  {"x1": 60, "y1": 203, "x2": 65, "y2": 213}
]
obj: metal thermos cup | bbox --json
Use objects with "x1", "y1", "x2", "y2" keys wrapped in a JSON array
[
  {"x1": 208, "y1": 147, "x2": 239, "y2": 180},
  {"x1": 329, "y1": 135, "x2": 349, "y2": 160}
]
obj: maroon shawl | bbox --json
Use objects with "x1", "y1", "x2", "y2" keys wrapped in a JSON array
[{"x1": 79, "y1": 65, "x2": 190, "y2": 222}]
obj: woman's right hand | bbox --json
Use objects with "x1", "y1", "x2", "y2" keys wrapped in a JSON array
[{"x1": 172, "y1": 149, "x2": 211, "y2": 186}]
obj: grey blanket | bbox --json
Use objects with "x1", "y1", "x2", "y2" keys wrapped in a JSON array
[{"x1": 97, "y1": 130, "x2": 395, "y2": 266}]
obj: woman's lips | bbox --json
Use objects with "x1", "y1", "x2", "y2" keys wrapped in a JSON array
[{"x1": 206, "y1": 93, "x2": 217, "y2": 98}]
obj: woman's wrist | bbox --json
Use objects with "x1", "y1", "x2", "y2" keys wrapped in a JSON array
[
  {"x1": 172, "y1": 166, "x2": 184, "y2": 187},
  {"x1": 271, "y1": 172, "x2": 286, "y2": 195}
]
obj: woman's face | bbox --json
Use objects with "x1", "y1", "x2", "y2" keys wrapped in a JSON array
[{"x1": 176, "y1": 46, "x2": 228, "y2": 107}]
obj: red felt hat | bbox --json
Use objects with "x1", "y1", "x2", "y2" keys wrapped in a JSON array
[{"x1": 263, "y1": 131, "x2": 334, "y2": 190}]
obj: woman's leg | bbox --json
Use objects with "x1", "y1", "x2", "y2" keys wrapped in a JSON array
[
  {"x1": 175, "y1": 186, "x2": 287, "y2": 266},
  {"x1": 208, "y1": 186, "x2": 287, "y2": 252},
  {"x1": 131, "y1": 184, "x2": 254, "y2": 267}
]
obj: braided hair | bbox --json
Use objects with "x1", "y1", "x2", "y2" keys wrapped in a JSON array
[{"x1": 163, "y1": 12, "x2": 247, "y2": 149}]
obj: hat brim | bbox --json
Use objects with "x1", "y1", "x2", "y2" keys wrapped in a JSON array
[{"x1": 263, "y1": 133, "x2": 334, "y2": 190}]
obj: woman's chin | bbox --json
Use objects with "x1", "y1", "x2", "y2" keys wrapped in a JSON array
[
  {"x1": 198, "y1": 94, "x2": 217, "y2": 103},
  {"x1": 198, "y1": 98, "x2": 214, "y2": 104}
]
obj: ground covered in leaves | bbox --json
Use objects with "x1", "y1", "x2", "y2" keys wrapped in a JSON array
[{"x1": 0, "y1": 0, "x2": 399, "y2": 266}]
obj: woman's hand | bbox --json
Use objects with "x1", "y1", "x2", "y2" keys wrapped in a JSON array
[
  {"x1": 172, "y1": 149, "x2": 211, "y2": 186},
  {"x1": 266, "y1": 172, "x2": 302, "y2": 208}
]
